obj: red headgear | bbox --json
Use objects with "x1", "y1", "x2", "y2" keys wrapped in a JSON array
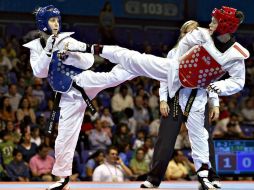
[{"x1": 212, "y1": 6, "x2": 240, "y2": 35}]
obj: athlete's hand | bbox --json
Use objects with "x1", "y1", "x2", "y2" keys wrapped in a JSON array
[
  {"x1": 44, "y1": 34, "x2": 57, "y2": 54},
  {"x1": 64, "y1": 41, "x2": 87, "y2": 52},
  {"x1": 160, "y1": 100, "x2": 170, "y2": 117},
  {"x1": 207, "y1": 83, "x2": 221, "y2": 94},
  {"x1": 209, "y1": 106, "x2": 220, "y2": 122}
]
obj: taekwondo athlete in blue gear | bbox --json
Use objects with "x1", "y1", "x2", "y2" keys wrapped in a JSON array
[{"x1": 24, "y1": 5, "x2": 136, "y2": 190}]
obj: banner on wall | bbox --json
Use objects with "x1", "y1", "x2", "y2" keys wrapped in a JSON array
[{"x1": 0, "y1": 0, "x2": 183, "y2": 20}]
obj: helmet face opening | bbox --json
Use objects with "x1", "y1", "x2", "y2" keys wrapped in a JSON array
[
  {"x1": 36, "y1": 5, "x2": 62, "y2": 35},
  {"x1": 211, "y1": 6, "x2": 240, "y2": 35}
]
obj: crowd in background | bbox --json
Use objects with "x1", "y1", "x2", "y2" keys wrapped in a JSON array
[{"x1": 0, "y1": 2, "x2": 254, "y2": 182}]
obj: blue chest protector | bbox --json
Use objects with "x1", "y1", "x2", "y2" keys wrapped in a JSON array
[{"x1": 47, "y1": 51, "x2": 83, "y2": 93}]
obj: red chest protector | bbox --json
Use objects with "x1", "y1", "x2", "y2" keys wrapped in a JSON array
[{"x1": 179, "y1": 45, "x2": 225, "y2": 88}]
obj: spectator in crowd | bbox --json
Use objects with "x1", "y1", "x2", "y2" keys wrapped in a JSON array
[
  {"x1": 0, "y1": 131, "x2": 15, "y2": 166},
  {"x1": 24, "y1": 85, "x2": 39, "y2": 110},
  {"x1": 165, "y1": 150, "x2": 195, "y2": 180},
  {"x1": 30, "y1": 127, "x2": 41, "y2": 146},
  {"x1": 148, "y1": 85, "x2": 159, "y2": 119},
  {"x1": 101, "y1": 107, "x2": 114, "y2": 127},
  {"x1": 16, "y1": 97, "x2": 36, "y2": 124},
  {"x1": 241, "y1": 97, "x2": 254, "y2": 125},
  {"x1": 0, "y1": 96, "x2": 15, "y2": 122},
  {"x1": 124, "y1": 108, "x2": 137, "y2": 136},
  {"x1": 133, "y1": 130, "x2": 146, "y2": 149},
  {"x1": 85, "y1": 149, "x2": 105, "y2": 181},
  {"x1": 0, "y1": 74, "x2": 8, "y2": 97},
  {"x1": 224, "y1": 113, "x2": 246, "y2": 139},
  {"x1": 17, "y1": 77, "x2": 26, "y2": 96},
  {"x1": 148, "y1": 118, "x2": 160, "y2": 139},
  {"x1": 0, "y1": 49, "x2": 12, "y2": 71},
  {"x1": 89, "y1": 119, "x2": 112, "y2": 151},
  {"x1": 1, "y1": 42, "x2": 16, "y2": 60},
  {"x1": 112, "y1": 123, "x2": 131, "y2": 149},
  {"x1": 98, "y1": 1, "x2": 116, "y2": 44},
  {"x1": 143, "y1": 137, "x2": 154, "y2": 166},
  {"x1": 118, "y1": 143, "x2": 133, "y2": 167},
  {"x1": 130, "y1": 148, "x2": 149, "y2": 177},
  {"x1": 6, "y1": 149, "x2": 30, "y2": 181},
  {"x1": 213, "y1": 99, "x2": 230, "y2": 138},
  {"x1": 4, "y1": 84, "x2": 22, "y2": 111},
  {"x1": 32, "y1": 78, "x2": 45, "y2": 109},
  {"x1": 5, "y1": 120, "x2": 21, "y2": 144},
  {"x1": 111, "y1": 84, "x2": 134, "y2": 113},
  {"x1": 17, "y1": 131, "x2": 37, "y2": 163},
  {"x1": 174, "y1": 124, "x2": 191, "y2": 149},
  {"x1": 133, "y1": 96, "x2": 150, "y2": 131},
  {"x1": 92, "y1": 146, "x2": 132, "y2": 182},
  {"x1": 29, "y1": 144, "x2": 55, "y2": 181}
]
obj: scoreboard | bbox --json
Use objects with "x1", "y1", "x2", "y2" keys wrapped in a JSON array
[{"x1": 214, "y1": 140, "x2": 254, "y2": 175}]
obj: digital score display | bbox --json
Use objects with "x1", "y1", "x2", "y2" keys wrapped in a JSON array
[{"x1": 214, "y1": 140, "x2": 254, "y2": 175}]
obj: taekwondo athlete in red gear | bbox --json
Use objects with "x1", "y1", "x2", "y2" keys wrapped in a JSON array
[
  {"x1": 23, "y1": 5, "x2": 135, "y2": 190},
  {"x1": 88, "y1": 6, "x2": 249, "y2": 190}
]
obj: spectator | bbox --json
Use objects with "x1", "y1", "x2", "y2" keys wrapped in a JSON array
[
  {"x1": 0, "y1": 131, "x2": 15, "y2": 166},
  {"x1": 6, "y1": 149, "x2": 30, "y2": 181},
  {"x1": 124, "y1": 108, "x2": 137, "y2": 136},
  {"x1": 89, "y1": 119, "x2": 111, "y2": 151},
  {"x1": 101, "y1": 107, "x2": 114, "y2": 127},
  {"x1": 118, "y1": 143, "x2": 133, "y2": 167},
  {"x1": 85, "y1": 150, "x2": 105, "y2": 181},
  {"x1": 24, "y1": 85, "x2": 39, "y2": 110},
  {"x1": 30, "y1": 127, "x2": 42, "y2": 146},
  {"x1": 224, "y1": 113, "x2": 246, "y2": 139},
  {"x1": 4, "y1": 84, "x2": 22, "y2": 111},
  {"x1": 98, "y1": 1, "x2": 116, "y2": 44},
  {"x1": 111, "y1": 84, "x2": 134, "y2": 113},
  {"x1": 17, "y1": 131, "x2": 37, "y2": 163},
  {"x1": 29, "y1": 144, "x2": 54, "y2": 181},
  {"x1": 133, "y1": 130, "x2": 146, "y2": 150},
  {"x1": 143, "y1": 137, "x2": 154, "y2": 166},
  {"x1": 165, "y1": 150, "x2": 195, "y2": 180},
  {"x1": 241, "y1": 98, "x2": 254, "y2": 125},
  {"x1": 148, "y1": 118, "x2": 160, "y2": 139},
  {"x1": 130, "y1": 148, "x2": 149, "y2": 176},
  {"x1": 92, "y1": 146, "x2": 132, "y2": 182},
  {"x1": 174, "y1": 124, "x2": 191, "y2": 149},
  {"x1": 32, "y1": 78, "x2": 45, "y2": 109},
  {"x1": 148, "y1": 85, "x2": 159, "y2": 119},
  {"x1": 112, "y1": 123, "x2": 131, "y2": 149},
  {"x1": 0, "y1": 96, "x2": 15, "y2": 122},
  {"x1": 0, "y1": 74, "x2": 8, "y2": 97},
  {"x1": 133, "y1": 96, "x2": 149, "y2": 130},
  {"x1": 0, "y1": 49, "x2": 12, "y2": 71},
  {"x1": 5, "y1": 120, "x2": 21, "y2": 144},
  {"x1": 16, "y1": 97, "x2": 36, "y2": 124},
  {"x1": 1, "y1": 42, "x2": 16, "y2": 60}
]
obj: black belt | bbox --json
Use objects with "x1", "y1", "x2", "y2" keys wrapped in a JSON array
[
  {"x1": 172, "y1": 88, "x2": 198, "y2": 122},
  {"x1": 46, "y1": 82, "x2": 96, "y2": 135},
  {"x1": 46, "y1": 92, "x2": 62, "y2": 135},
  {"x1": 182, "y1": 89, "x2": 198, "y2": 122},
  {"x1": 72, "y1": 82, "x2": 97, "y2": 115}
]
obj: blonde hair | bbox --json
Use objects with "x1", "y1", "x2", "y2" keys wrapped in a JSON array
[
  {"x1": 179, "y1": 20, "x2": 199, "y2": 39},
  {"x1": 175, "y1": 20, "x2": 199, "y2": 48}
]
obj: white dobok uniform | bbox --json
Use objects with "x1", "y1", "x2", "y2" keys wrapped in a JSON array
[
  {"x1": 23, "y1": 32, "x2": 135, "y2": 176},
  {"x1": 159, "y1": 47, "x2": 219, "y2": 170},
  {"x1": 98, "y1": 27, "x2": 249, "y2": 170}
]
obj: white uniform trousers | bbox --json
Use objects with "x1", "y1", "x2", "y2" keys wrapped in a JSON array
[{"x1": 52, "y1": 65, "x2": 135, "y2": 176}]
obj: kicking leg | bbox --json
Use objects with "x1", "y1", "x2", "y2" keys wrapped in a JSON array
[
  {"x1": 99, "y1": 46, "x2": 170, "y2": 83},
  {"x1": 73, "y1": 64, "x2": 136, "y2": 99}
]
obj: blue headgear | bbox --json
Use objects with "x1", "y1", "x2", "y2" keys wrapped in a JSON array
[{"x1": 36, "y1": 5, "x2": 61, "y2": 34}]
